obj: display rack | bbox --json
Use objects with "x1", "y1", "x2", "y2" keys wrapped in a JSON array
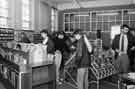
[
  {"x1": 90, "y1": 48, "x2": 116, "y2": 89},
  {"x1": 64, "y1": 52, "x2": 78, "y2": 88},
  {"x1": 0, "y1": 28, "x2": 14, "y2": 42},
  {"x1": 0, "y1": 47, "x2": 31, "y2": 89}
]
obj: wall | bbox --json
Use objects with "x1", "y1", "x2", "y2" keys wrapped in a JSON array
[
  {"x1": 33, "y1": 0, "x2": 52, "y2": 32},
  {"x1": 58, "y1": 5, "x2": 135, "y2": 31},
  {"x1": 7, "y1": 0, "x2": 54, "y2": 32},
  {"x1": 39, "y1": 1, "x2": 51, "y2": 30},
  {"x1": 8, "y1": 0, "x2": 22, "y2": 29},
  {"x1": 58, "y1": 4, "x2": 135, "y2": 48}
]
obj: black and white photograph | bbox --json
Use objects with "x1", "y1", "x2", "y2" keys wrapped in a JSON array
[{"x1": 0, "y1": 0, "x2": 135, "y2": 89}]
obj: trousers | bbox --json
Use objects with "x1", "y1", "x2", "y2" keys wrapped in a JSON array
[
  {"x1": 54, "y1": 50, "x2": 62, "y2": 81},
  {"x1": 77, "y1": 68, "x2": 88, "y2": 89},
  {"x1": 115, "y1": 53, "x2": 129, "y2": 73}
]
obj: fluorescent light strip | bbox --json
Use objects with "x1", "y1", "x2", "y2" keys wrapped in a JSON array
[
  {"x1": 96, "y1": 13, "x2": 118, "y2": 16},
  {"x1": 74, "y1": 14, "x2": 89, "y2": 16}
]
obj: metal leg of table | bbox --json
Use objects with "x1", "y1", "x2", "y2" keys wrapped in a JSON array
[
  {"x1": 123, "y1": 84, "x2": 127, "y2": 89},
  {"x1": 97, "y1": 80, "x2": 99, "y2": 89}
]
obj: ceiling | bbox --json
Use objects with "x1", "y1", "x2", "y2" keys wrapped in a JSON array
[
  {"x1": 44, "y1": 0, "x2": 135, "y2": 10},
  {"x1": 49, "y1": 0, "x2": 97, "y2": 4}
]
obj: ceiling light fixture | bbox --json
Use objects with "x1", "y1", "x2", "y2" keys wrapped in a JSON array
[
  {"x1": 73, "y1": 0, "x2": 83, "y2": 8},
  {"x1": 96, "y1": 12, "x2": 118, "y2": 16}
]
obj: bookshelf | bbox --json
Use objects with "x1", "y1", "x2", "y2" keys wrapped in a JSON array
[{"x1": 0, "y1": 28, "x2": 14, "y2": 42}]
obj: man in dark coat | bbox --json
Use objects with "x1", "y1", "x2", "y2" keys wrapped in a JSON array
[
  {"x1": 112, "y1": 24, "x2": 134, "y2": 72},
  {"x1": 40, "y1": 30, "x2": 55, "y2": 54},
  {"x1": 73, "y1": 30, "x2": 92, "y2": 89},
  {"x1": 128, "y1": 27, "x2": 135, "y2": 71}
]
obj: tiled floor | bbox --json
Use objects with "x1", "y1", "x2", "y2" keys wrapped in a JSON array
[{"x1": 0, "y1": 80, "x2": 117, "y2": 89}]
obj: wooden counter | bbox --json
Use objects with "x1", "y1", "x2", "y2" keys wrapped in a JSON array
[{"x1": 31, "y1": 61, "x2": 56, "y2": 89}]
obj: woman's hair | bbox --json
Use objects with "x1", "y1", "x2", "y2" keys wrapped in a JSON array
[{"x1": 120, "y1": 24, "x2": 129, "y2": 29}]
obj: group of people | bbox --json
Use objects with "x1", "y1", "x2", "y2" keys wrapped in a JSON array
[
  {"x1": 17, "y1": 24, "x2": 135, "y2": 89},
  {"x1": 40, "y1": 24, "x2": 135, "y2": 89},
  {"x1": 40, "y1": 29, "x2": 92, "y2": 89}
]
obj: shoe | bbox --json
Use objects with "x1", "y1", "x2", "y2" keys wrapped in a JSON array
[{"x1": 58, "y1": 82, "x2": 62, "y2": 85}]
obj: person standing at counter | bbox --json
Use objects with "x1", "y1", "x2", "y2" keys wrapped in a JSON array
[
  {"x1": 40, "y1": 29, "x2": 55, "y2": 54},
  {"x1": 73, "y1": 30, "x2": 92, "y2": 89}
]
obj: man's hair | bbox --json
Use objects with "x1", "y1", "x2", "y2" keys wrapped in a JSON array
[
  {"x1": 120, "y1": 24, "x2": 129, "y2": 29},
  {"x1": 73, "y1": 29, "x2": 82, "y2": 35}
]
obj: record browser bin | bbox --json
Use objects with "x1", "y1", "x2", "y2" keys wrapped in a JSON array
[
  {"x1": 0, "y1": 47, "x2": 32, "y2": 89},
  {"x1": 90, "y1": 48, "x2": 117, "y2": 89},
  {"x1": 0, "y1": 44, "x2": 56, "y2": 89}
]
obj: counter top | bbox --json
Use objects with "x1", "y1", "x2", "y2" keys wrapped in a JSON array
[{"x1": 30, "y1": 61, "x2": 53, "y2": 68}]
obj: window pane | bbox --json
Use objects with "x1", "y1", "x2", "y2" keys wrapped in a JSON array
[
  {"x1": 52, "y1": 9, "x2": 55, "y2": 16},
  {"x1": 22, "y1": 0, "x2": 30, "y2": 5},
  {"x1": 22, "y1": 6, "x2": 29, "y2": 15},
  {"x1": 23, "y1": 16, "x2": 30, "y2": 21},
  {"x1": 0, "y1": 0, "x2": 8, "y2": 8},
  {"x1": 0, "y1": 8, "x2": 8, "y2": 17},
  {"x1": 0, "y1": 18, "x2": 7, "y2": 26},
  {"x1": 22, "y1": 22, "x2": 29, "y2": 28},
  {"x1": 22, "y1": 0, "x2": 30, "y2": 29}
]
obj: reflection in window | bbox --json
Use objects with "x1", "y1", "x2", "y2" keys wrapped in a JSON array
[{"x1": 22, "y1": 0, "x2": 30, "y2": 30}]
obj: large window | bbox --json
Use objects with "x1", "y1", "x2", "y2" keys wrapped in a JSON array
[
  {"x1": 0, "y1": 0, "x2": 8, "y2": 27},
  {"x1": 22, "y1": 0, "x2": 31, "y2": 30},
  {"x1": 51, "y1": 8, "x2": 58, "y2": 31}
]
